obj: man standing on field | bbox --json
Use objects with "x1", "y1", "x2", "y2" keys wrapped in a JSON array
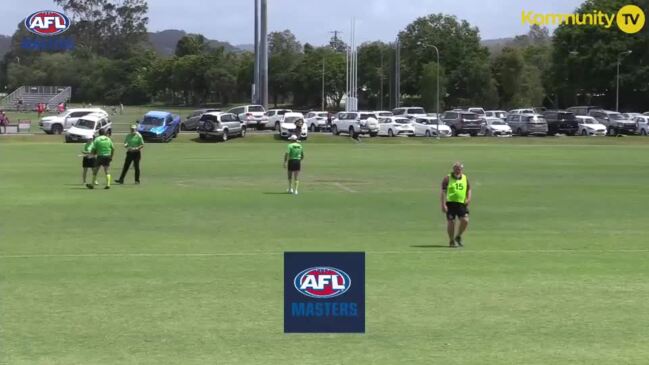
[
  {"x1": 440, "y1": 162, "x2": 472, "y2": 247},
  {"x1": 283, "y1": 135, "x2": 304, "y2": 195},
  {"x1": 87, "y1": 129, "x2": 114, "y2": 190}
]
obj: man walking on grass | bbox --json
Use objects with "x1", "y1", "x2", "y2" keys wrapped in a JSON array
[
  {"x1": 87, "y1": 129, "x2": 114, "y2": 190},
  {"x1": 440, "y1": 162, "x2": 472, "y2": 247},
  {"x1": 115, "y1": 124, "x2": 144, "y2": 185},
  {"x1": 283, "y1": 135, "x2": 304, "y2": 195}
]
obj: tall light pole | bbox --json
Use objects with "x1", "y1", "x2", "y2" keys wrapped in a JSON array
[
  {"x1": 322, "y1": 57, "x2": 326, "y2": 111},
  {"x1": 379, "y1": 50, "x2": 384, "y2": 110},
  {"x1": 616, "y1": 50, "x2": 632, "y2": 112},
  {"x1": 426, "y1": 22, "x2": 441, "y2": 135}
]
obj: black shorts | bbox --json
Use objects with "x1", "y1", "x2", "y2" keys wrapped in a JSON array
[
  {"x1": 96, "y1": 156, "x2": 112, "y2": 167},
  {"x1": 446, "y1": 202, "x2": 469, "y2": 220},
  {"x1": 82, "y1": 156, "x2": 96, "y2": 168},
  {"x1": 288, "y1": 159, "x2": 301, "y2": 172}
]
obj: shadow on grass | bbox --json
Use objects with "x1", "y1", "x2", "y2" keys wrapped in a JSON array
[{"x1": 410, "y1": 245, "x2": 452, "y2": 249}]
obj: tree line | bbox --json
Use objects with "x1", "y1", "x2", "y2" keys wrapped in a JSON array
[{"x1": 0, "y1": 0, "x2": 646, "y2": 111}]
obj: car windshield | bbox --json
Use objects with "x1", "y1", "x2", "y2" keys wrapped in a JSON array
[
  {"x1": 407, "y1": 108, "x2": 425, "y2": 114},
  {"x1": 470, "y1": 109, "x2": 485, "y2": 115},
  {"x1": 249, "y1": 106, "x2": 264, "y2": 112},
  {"x1": 377, "y1": 112, "x2": 393, "y2": 117},
  {"x1": 558, "y1": 113, "x2": 576, "y2": 120},
  {"x1": 141, "y1": 116, "x2": 164, "y2": 126},
  {"x1": 284, "y1": 116, "x2": 301, "y2": 123},
  {"x1": 461, "y1": 114, "x2": 479, "y2": 120},
  {"x1": 609, "y1": 113, "x2": 625, "y2": 120},
  {"x1": 395, "y1": 118, "x2": 410, "y2": 124},
  {"x1": 360, "y1": 114, "x2": 374, "y2": 120},
  {"x1": 490, "y1": 120, "x2": 505, "y2": 125},
  {"x1": 75, "y1": 119, "x2": 95, "y2": 129},
  {"x1": 317, "y1": 113, "x2": 328, "y2": 117}
]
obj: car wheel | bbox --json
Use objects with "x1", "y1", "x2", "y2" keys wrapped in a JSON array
[
  {"x1": 470, "y1": 132, "x2": 478, "y2": 137},
  {"x1": 388, "y1": 129, "x2": 394, "y2": 137},
  {"x1": 369, "y1": 132, "x2": 377, "y2": 137},
  {"x1": 581, "y1": 129, "x2": 587, "y2": 136},
  {"x1": 425, "y1": 130, "x2": 431, "y2": 137},
  {"x1": 52, "y1": 124, "x2": 63, "y2": 135},
  {"x1": 349, "y1": 126, "x2": 355, "y2": 135},
  {"x1": 332, "y1": 125, "x2": 339, "y2": 135},
  {"x1": 221, "y1": 129, "x2": 228, "y2": 142},
  {"x1": 451, "y1": 127, "x2": 457, "y2": 136},
  {"x1": 486, "y1": 129, "x2": 493, "y2": 136},
  {"x1": 516, "y1": 128, "x2": 523, "y2": 136},
  {"x1": 180, "y1": 123, "x2": 186, "y2": 131},
  {"x1": 641, "y1": 129, "x2": 647, "y2": 136},
  {"x1": 275, "y1": 122, "x2": 281, "y2": 132},
  {"x1": 173, "y1": 128, "x2": 178, "y2": 138},
  {"x1": 310, "y1": 124, "x2": 316, "y2": 132},
  {"x1": 608, "y1": 127, "x2": 616, "y2": 136}
]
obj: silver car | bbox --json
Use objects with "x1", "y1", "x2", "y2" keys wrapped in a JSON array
[
  {"x1": 506, "y1": 113, "x2": 548, "y2": 136},
  {"x1": 197, "y1": 112, "x2": 246, "y2": 142},
  {"x1": 183, "y1": 109, "x2": 221, "y2": 131}
]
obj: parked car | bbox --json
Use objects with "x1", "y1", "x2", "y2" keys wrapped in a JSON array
[
  {"x1": 227, "y1": 105, "x2": 268, "y2": 129},
  {"x1": 331, "y1": 111, "x2": 379, "y2": 136},
  {"x1": 542, "y1": 110, "x2": 579, "y2": 135},
  {"x1": 633, "y1": 115, "x2": 649, "y2": 135},
  {"x1": 197, "y1": 112, "x2": 246, "y2": 141},
  {"x1": 481, "y1": 117, "x2": 512, "y2": 136},
  {"x1": 377, "y1": 116, "x2": 415, "y2": 137},
  {"x1": 137, "y1": 111, "x2": 181, "y2": 142},
  {"x1": 39, "y1": 108, "x2": 107, "y2": 134},
  {"x1": 508, "y1": 108, "x2": 536, "y2": 115},
  {"x1": 373, "y1": 110, "x2": 394, "y2": 118},
  {"x1": 441, "y1": 110, "x2": 482, "y2": 136},
  {"x1": 622, "y1": 112, "x2": 643, "y2": 120},
  {"x1": 485, "y1": 110, "x2": 508, "y2": 121},
  {"x1": 182, "y1": 109, "x2": 221, "y2": 131},
  {"x1": 644, "y1": 112, "x2": 649, "y2": 116},
  {"x1": 566, "y1": 106, "x2": 602, "y2": 116},
  {"x1": 64, "y1": 113, "x2": 112, "y2": 143},
  {"x1": 576, "y1": 116, "x2": 607, "y2": 136},
  {"x1": 392, "y1": 106, "x2": 427, "y2": 120},
  {"x1": 588, "y1": 110, "x2": 636, "y2": 135},
  {"x1": 278, "y1": 112, "x2": 308, "y2": 140},
  {"x1": 305, "y1": 111, "x2": 329, "y2": 131},
  {"x1": 266, "y1": 109, "x2": 292, "y2": 131},
  {"x1": 506, "y1": 113, "x2": 548, "y2": 136},
  {"x1": 468, "y1": 107, "x2": 486, "y2": 116},
  {"x1": 411, "y1": 116, "x2": 451, "y2": 137}
]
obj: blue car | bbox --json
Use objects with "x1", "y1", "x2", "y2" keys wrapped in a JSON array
[{"x1": 137, "y1": 111, "x2": 181, "y2": 142}]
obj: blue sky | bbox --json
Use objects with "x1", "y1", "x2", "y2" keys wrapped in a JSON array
[{"x1": 5, "y1": 0, "x2": 585, "y2": 44}]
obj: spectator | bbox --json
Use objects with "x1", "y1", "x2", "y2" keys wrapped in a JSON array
[
  {"x1": 0, "y1": 110, "x2": 7, "y2": 134},
  {"x1": 57, "y1": 102, "x2": 65, "y2": 113},
  {"x1": 36, "y1": 103, "x2": 45, "y2": 118},
  {"x1": 17, "y1": 98, "x2": 23, "y2": 112}
]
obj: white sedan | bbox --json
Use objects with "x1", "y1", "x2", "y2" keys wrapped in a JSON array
[
  {"x1": 411, "y1": 117, "x2": 451, "y2": 137},
  {"x1": 481, "y1": 117, "x2": 512, "y2": 136},
  {"x1": 278, "y1": 112, "x2": 308, "y2": 140},
  {"x1": 377, "y1": 117, "x2": 415, "y2": 137},
  {"x1": 576, "y1": 116, "x2": 607, "y2": 136}
]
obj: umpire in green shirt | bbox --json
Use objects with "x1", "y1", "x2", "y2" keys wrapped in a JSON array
[{"x1": 115, "y1": 124, "x2": 144, "y2": 184}]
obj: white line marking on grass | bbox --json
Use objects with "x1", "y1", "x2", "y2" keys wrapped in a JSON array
[
  {"x1": 333, "y1": 182, "x2": 357, "y2": 193},
  {"x1": 2, "y1": 249, "x2": 649, "y2": 259}
]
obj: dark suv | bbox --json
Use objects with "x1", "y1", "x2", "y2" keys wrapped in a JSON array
[
  {"x1": 566, "y1": 106, "x2": 602, "y2": 116},
  {"x1": 542, "y1": 110, "x2": 579, "y2": 135},
  {"x1": 441, "y1": 111, "x2": 482, "y2": 136}
]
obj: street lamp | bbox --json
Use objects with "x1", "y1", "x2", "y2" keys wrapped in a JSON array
[
  {"x1": 616, "y1": 50, "x2": 632, "y2": 112},
  {"x1": 426, "y1": 21, "x2": 441, "y2": 138}
]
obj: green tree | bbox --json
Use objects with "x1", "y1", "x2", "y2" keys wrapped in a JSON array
[
  {"x1": 398, "y1": 14, "x2": 497, "y2": 108},
  {"x1": 551, "y1": 0, "x2": 649, "y2": 110},
  {"x1": 419, "y1": 62, "x2": 446, "y2": 113},
  {"x1": 357, "y1": 41, "x2": 392, "y2": 110},
  {"x1": 175, "y1": 34, "x2": 208, "y2": 57},
  {"x1": 268, "y1": 30, "x2": 302, "y2": 106}
]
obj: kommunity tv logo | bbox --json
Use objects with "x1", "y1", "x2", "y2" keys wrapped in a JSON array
[{"x1": 522, "y1": 4, "x2": 645, "y2": 34}]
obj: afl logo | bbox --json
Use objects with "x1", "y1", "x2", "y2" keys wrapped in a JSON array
[
  {"x1": 294, "y1": 267, "x2": 351, "y2": 299},
  {"x1": 25, "y1": 11, "x2": 70, "y2": 36}
]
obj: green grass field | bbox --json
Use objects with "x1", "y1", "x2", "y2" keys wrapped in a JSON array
[{"x1": 1, "y1": 134, "x2": 649, "y2": 364}]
